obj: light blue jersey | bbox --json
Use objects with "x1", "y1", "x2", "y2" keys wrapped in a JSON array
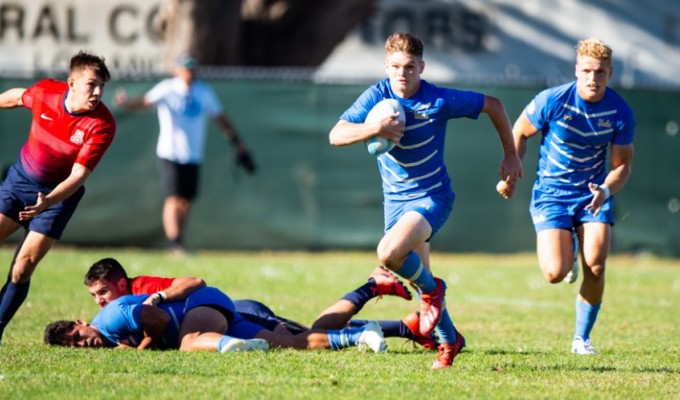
[
  {"x1": 525, "y1": 82, "x2": 635, "y2": 191},
  {"x1": 91, "y1": 287, "x2": 236, "y2": 348},
  {"x1": 340, "y1": 79, "x2": 484, "y2": 201}
]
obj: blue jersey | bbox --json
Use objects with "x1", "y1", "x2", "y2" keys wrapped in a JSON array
[
  {"x1": 91, "y1": 286, "x2": 235, "y2": 349},
  {"x1": 340, "y1": 79, "x2": 484, "y2": 201},
  {"x1": 524, "y1": 82, "x2": 635, "y2": 190}
]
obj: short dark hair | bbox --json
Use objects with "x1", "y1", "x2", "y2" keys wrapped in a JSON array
[
  {"x1": 84, "y1": 258, "x2": 129, "y2": 286},
  {"x1": 70, "y1": 50, "x2": 111, "y2": 82},
  {"x1": 44, "y1": 320, "x2": 76, "y2": 346}
]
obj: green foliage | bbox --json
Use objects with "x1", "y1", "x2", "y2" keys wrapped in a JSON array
[{"x1": 0, "y1": 249, "x2": 678, "y2": 399}]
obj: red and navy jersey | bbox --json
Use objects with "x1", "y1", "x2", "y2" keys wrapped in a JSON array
[
  {"x1": 20, "y1": 79, "x2": 116, "y2": 186},
  {"x1": 130, "y1": 276, "x2": 175, "y2": 294}
]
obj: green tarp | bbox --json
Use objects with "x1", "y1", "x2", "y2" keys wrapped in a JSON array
[{"x1": 1, "y1": 79, "x2": 678, "y2": 255}]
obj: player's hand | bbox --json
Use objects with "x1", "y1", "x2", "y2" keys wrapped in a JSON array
[
  {"x1": 496, "y1": 179, "x2": 516, "y2": 199},
  {"x1": 113, "y1": 87, "x2": 128, "y2": 107},
  {"x1": 236, "y1": 149, "x2": 256, "y2": 174},
  {"x1": 19, "y1": 192, "x2": 48, "y2": 221},
  {"x1": 379, "y1": 113, "x2": 404, "y2": 143},
  {"x1": 143, "y1": 293, "x2": 163, "y2": 307},
  {"x1": 585, "y1": 182, "x2": 607, "y2": 216}
]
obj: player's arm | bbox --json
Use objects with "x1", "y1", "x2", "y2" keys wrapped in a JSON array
[
  {"x1": 213, "y1": 113, "x2": 256, "y2": 173},
  {"x1": 136, "y1": 305, "x2": 171, "y2": 350},
  {"x1": 19, "y1": 163, "x2": 92, "y2": 221},
  {"x1": 0, "y1": 88, "x2": 26, "y2": 108},
  {"x1": 481, "y1": 95, "x2": 523, "y2": 184},
  {"x1": 497, "y1": 110, "x2": 540, "y2": 199},
  {"x1": 113, "y1": 87, "x2": 154, "y2": 110},
  {"x1": 329, "y1": 116, "x2": 403, "y2": 147},
  {"x1": 586, "y1": 143, "x2": 634, "y2": 215},
  {"x1": 144, "y1": 277, "x2": 206, "y2": 306}
]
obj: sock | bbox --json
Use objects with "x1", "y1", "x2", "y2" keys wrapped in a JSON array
[
  {"x1": 348, "y1": 319, "x2": 402, "y2": 338},
  {"x1": 327, "y1": 326, "x2": 364, "y2": 350},
  {"x1": 0, "y1": 280, "x2": 31, "y2": 340},
  {"x1": 340, "y1": 281, "x2": 377, "y2": 312},
  {"x1": 574, "y1": 297, "x2": 601, "y2": 340},
  {"x1": 435, "y1": 308, "x2": 458, "y2": 344},
  {"x1": 217, "y1": 335, "x2": 238, "y2": 352},
  {"x1": 396, "y1": 251, "x2": 436, "y2": 293}
]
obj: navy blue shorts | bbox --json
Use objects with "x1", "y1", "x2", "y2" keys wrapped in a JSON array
[
  {"x1": 0, "y1": 163, "x2": 84, "y2": 239},
  {"x1": 234, "y1": 299, "x2": 308, "y2": 335},
  {"x1": 158, "y1": 158, "x2": 199, "y2": 200}
]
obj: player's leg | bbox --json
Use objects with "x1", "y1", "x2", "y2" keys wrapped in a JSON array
[
  {"x1": 162, "y1": 195, "x2": 190, "y2": 251},
  {"x1": 179, "y1": 306, "x2": 268, "y2": 352},
  {"x1": 0, "y1": 230, "x2": 55, "y2": 342},
  {"x1": 536, "y1": 228, "x2": 577, "y2": 283},
  {"x1": 311, "y1": 266, "x2": 411, "y2": 330},
  {"x1": 571, "y1": 222, "x2": 609, "y2": 355},
  {"x1": 378, "y1": 211, "x2": 444, "y2": 331},
  {"x1": 254, "y1": 321, "x2": 386, "y2": 352}
]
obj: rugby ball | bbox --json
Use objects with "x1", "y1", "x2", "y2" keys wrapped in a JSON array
[{"x1": 364, "y1": 98, "x2": 405, "y2": 155}]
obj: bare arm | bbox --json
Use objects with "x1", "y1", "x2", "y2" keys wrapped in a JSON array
[
  {"x1": 0, "y1": 88, "x2": 26, "y2": 109},
  {"x1": 586, "y1": 143, "x2": 634, "y2": 215},
  {"x1": 19, "y1": 163, "x2": 92, "y2": 221},
  {"x1": 136, "y1": 305, "x2": 171, "y2": 350},
  {"x1": 114, "y1": 87, "x2": 154, "y2": 111},
  {"x1": 328, "y1": 115, "x2": 404, "y2": 147},
  {"x1": 481, "y1": 95, "x2": 523, "y2": 184},
  {"x1": 143, "y1": 277, "x2": 206, "y2": 306},
  {"x1": 497, "y1": 110, "x2": 539, "y2": 199}
]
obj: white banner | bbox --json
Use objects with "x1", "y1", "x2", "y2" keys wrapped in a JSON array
[{"x1": 0, "y1": 0, "x2": 165, "y2": 75}]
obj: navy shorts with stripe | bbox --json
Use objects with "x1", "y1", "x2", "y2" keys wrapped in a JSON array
[{"x1": 0, "y1": 162, "x2": 84, "y2": 240}]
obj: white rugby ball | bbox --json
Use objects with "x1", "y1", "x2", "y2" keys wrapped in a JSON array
[{"x1": 364, "y1": 98, "x2": 405, "y2": 155}]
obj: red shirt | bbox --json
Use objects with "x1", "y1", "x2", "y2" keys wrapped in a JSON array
[
  {"x1": 130, "y1": 276, "x2": 175, "y2": 294},
  {"x1": 20, "y1": 79, "x2": 116, "y2": 186}
]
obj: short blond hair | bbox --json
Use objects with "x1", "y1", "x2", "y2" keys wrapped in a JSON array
[
  {"x1": 575, "y1": 38, "x2": 612, "y2": 61},
  {"x1": 385, "y1": 32, "x2": 423, "y2": 58}
]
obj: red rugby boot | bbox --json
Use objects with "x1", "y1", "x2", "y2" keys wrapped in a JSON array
[
  {"x1": 419, "y1": 278, "x2": 446, "y2": 335},
  {"x1": 369, "y1": 266, "x2": 412, "y2": 301},
  {"x1": 431, "y1": 329, "x2": 466, "y2": 370},
  {"x1": 401, "y1": 311, "x2": 438, "y2": 351}
]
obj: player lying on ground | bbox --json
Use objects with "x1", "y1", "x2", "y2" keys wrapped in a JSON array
[
  {"x1": 44, "y1": 286, "x2": 386, "y2": 352},
  {"x1": 83, "y1": 257, "x2": 439, "y2": 350}
]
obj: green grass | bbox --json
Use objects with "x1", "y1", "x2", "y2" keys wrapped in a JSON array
[{"x1": 1, "y1": 248, "x2": 678, "y2": 399}]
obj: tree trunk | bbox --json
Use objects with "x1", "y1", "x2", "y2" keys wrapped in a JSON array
[{"x1": 162, "y1": 0, "x2": 377, "y2": 68}]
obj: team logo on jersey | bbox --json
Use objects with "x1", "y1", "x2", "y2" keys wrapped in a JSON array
[
  {"x1": 70, "y1": 129, "x2": 84, "y2": 145},
  {"x1": 597, "y1": 118, "x2": 612, "y2": 129},
  {"x1": 414, "y1": 103, "x2": 431, "y2": 119},
  {"x1": 563, "y1": 115, "x2": 573, "y2": 121}
]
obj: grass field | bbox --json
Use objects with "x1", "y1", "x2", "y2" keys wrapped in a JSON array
[{"x1": 0, "y1": 248, "x2": 678, "y2": 399}]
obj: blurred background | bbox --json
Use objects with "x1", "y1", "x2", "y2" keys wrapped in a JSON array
[{"x1": 1, "y1": 0, "x2": 678, "y2": 255}]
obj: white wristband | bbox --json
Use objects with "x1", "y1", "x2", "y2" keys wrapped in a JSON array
[{"x1": 600, "y1": 184, "x2": 610, "y2": 199}]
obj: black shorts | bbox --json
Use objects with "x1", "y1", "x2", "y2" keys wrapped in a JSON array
[{"x1": 158, "y1": 158, "x2": 199, "y2": 200}]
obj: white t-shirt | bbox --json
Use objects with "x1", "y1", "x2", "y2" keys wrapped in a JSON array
[{"x1": 145, "y1": 77, "x2": 223, "y2": 164}]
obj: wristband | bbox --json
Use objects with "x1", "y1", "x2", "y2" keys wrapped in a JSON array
[
  {"x1": 156, "y1": 291, "x2": 167, "y2": 302},
  {"x1": 600, "y1": 184, "x2": 610, "y2": 199}
]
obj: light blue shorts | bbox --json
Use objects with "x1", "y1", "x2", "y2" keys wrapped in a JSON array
[
  {"x1": 384, "y1": 191, "x2": 455, "y2": 240},
  {"x1": 529, "y1": 182, "x2": 614, "y2": 233}
]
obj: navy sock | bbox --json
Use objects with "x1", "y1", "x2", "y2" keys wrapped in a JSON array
[
  {"x1": 340, "y1": 281, "x2": 377, "y2": 312},
  {"x1": 349, "y1": 319, "x2": 409, "y2": 339},
  {"x1": 0, "y1": 280, "x2": 31, "y2": 339}
]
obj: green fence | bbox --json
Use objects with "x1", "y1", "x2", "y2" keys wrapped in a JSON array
[{"x1": 1, "y1": 78, "x2": 678, "y2": 255}]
